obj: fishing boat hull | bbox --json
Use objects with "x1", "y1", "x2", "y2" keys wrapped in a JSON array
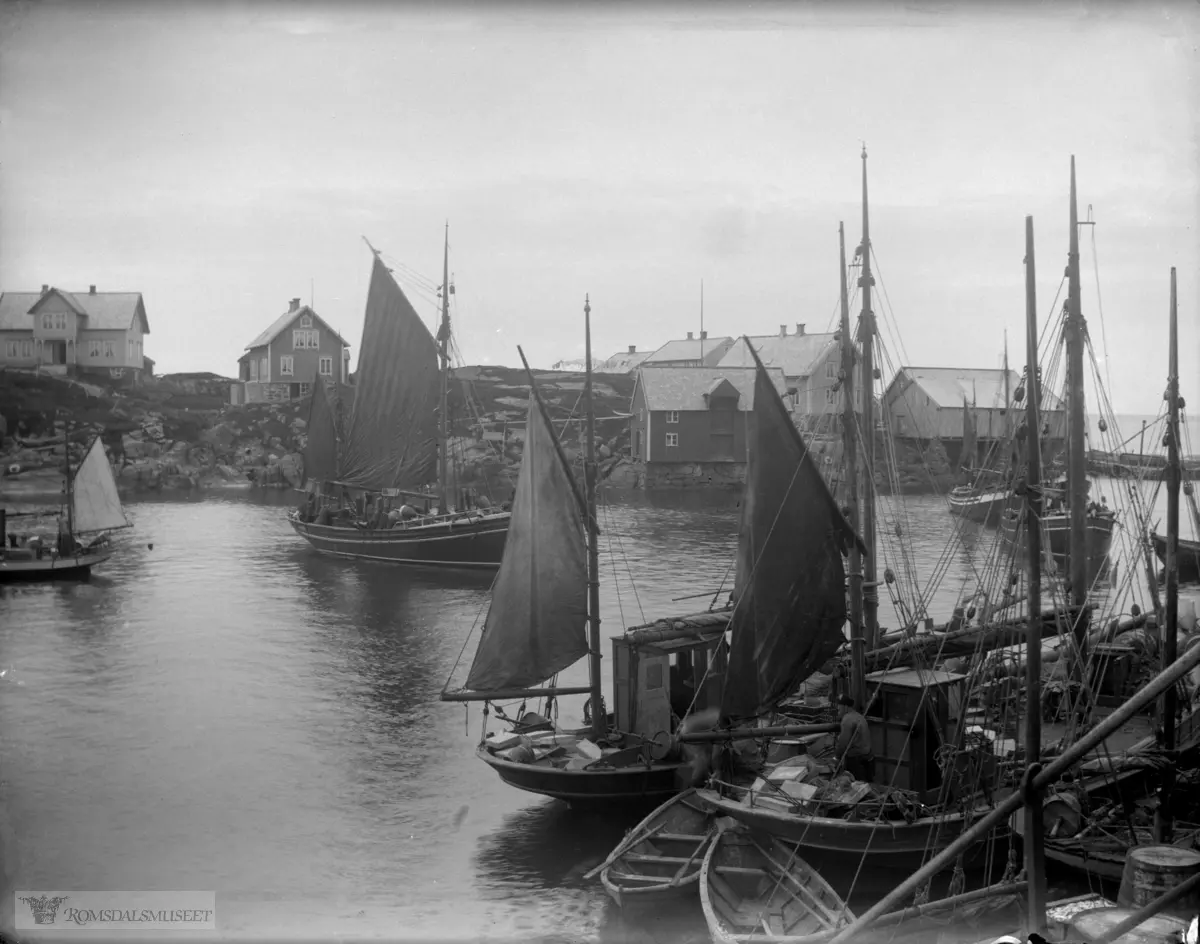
[
  {"x1": 948, "y1": 487, "x2": 1012, "y2": 524},
  {"x1": 1151, "y1": 531, "x2": 1200, "y2": 584},
  {"x1": 476, "y1": 743, "x2": 683, "y2": 807},
  {"x1": 699, "y1": 823, "x2": 855, "y2": 944},
  {"x1": 288, "y1": 510, "x2": 510, "y2": 569},
  {"x1": 696, "y1": 788, "x2": 1002, "y2": 870},
  {"x1": 599, "y1": 788, "x2": 716, "y2": 910},
  {"x1": 0, "y1": 546, "x2": 115, "y2": 582},
  {"x1": 998, "y1": 508, "x2": 1116, "y2": 573}
]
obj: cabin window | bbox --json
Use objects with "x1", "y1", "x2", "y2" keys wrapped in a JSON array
[
  {"x1": 300, "y1": 315, "x2": 313, "y2": 328},
  {"x1": 319, "y1": 356, "x2": 333, "y2": 376},
  {"x1": 104, "y1": 341, "x2": 116, "y2": 358},
  {"x1": 280, "y1": 355, "x2": 294, "y2": 376},
  {"x1": 299, "y1": 382, "x2": 312, "y2": 396},
  {"x1": 665, "y1": 411, "x2": 680, "y2": 424},
  {"x1": 665, "y1": 433, "x2": 679, "y2": 447},
  {"x1": 89, "y1": 340, "x2": 101, "y2": 357},
  {"x1": 645, "y1": 663, "x2": 663, "y2": 690},
  {"x1": 826, "y1": 361, "x2": 835, "y2": 378},
  {"x1": 293, "y1": 329, "x2": 319, "y2": 350}
]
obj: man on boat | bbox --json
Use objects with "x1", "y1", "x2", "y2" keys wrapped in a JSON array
[{"x1": 834, "y1": 695, "x2": 876, "y2": 783}]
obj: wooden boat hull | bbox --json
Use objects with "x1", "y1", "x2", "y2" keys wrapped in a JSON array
[
  {"x1": 600, "y1": 788, "x2": 716, "y2": 910},
  {"x1": 998, "y1": 508, "x2": 1115, "y2": 571},
  {"x1": 1151, "y1": 531, "x2": 1200, "y2": 584},
  {"x1": 948, "y1": 487, "x2": 1012, "y2": 524},
  {"x1": 0, "y1": 546, "x2": 115, "y2": 582},
  {"x1": 696, "y1": 788, "x2": 1002, "y2": 870},
  {"x1": 288, "y1": 510, "x2": 510, "y2": 569},
  {"x1": 476, "y1": 743, "x2": 683, "y2": 807},
  {"x1": 699, "y1": 823, "x2": 855, "y2": 943}
]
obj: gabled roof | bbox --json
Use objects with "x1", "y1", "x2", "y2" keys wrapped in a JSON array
[
  {"x1": 717, "y1": 332, "x2": 838, "y2": 378},
  {"x1": 890, "y1": 367, "x2": 1066, "y2": 412},
  {"x1": 244, "y1": 304, "x2": 351, "y2": 351},
  {"x1": 643, "y1": 336, "x2": 734, "y2": 365},
  {"x1": 598, "y1": 349, "x2": 652, "y2": 372},
  {"x1": 635, "y1": 365, "x2": 788, "y2": 412},
  {"x1": 0, "y1": 290, "x2": 150, "y2": 333}
]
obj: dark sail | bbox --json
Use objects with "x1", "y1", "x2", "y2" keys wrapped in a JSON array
[
  {"x1": 336, "y1": 255, "x2": 441, "y2": 492},
  {"x1": 463, "y1": 393, "x2": 590, "y2": 692},
  {"x1": 302, "y1": 376, "x2": 340, "y2": 487},
  {"x1": 721, "y1": 360, "x2": 867, "y2": 724}
]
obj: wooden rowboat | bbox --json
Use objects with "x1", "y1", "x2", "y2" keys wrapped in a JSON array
[
  {"x1": 700, "y1": 821, "x2": 855, "y2": 943},
  {"x1": 598, "y1": 788, "x2": 717, "y2": 909}
]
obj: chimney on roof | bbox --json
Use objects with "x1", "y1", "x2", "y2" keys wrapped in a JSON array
[
  {"x1": 628, "y1": 345, "x2": 636, "y2": 354},
  {"x1": 687, "y1": 331, "x2": 694, "y2": 340},
  {"x1": 41, "y1": 284, "x2": 48, "y2": 293},
  {"x1": 700, "y1": 330, "x2": 708, "y2": 340},
  {"x1": 779, "y1": 325, "x2": 787, "y2": 337},
  {"x1": 289, "y1": 298, "x2": 300, "y2": 312},
  {"x1": 796, "y1": 323, "x2": 805, "y2": 336},
  {"x1": 89, "y1": 285, "x2": 96, "y2": 295}
]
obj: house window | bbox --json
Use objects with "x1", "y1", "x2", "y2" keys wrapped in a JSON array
[
  {"x1": 826, "y1": 361, "x2": 835, "y2": 378},
  {"x1": 826, "y1": 389, "x2": 836, "y2": 403},
  {"x1": 299, "y1": 382, "x2": 312, "y2": 396},
  {"x1": 128, "y1": 340, "x2": 136, "y2": 361},
  {"x1": 260, "y1": 356, "x2": 268, "y2": 380},
  {"x1": 41, "y1": 313, "x2": 67, "y2": 331},
  {"x1": 666, "y1": 433, "x2": 679, "y2": 447},
  {"x1": 21, "y1": 340, "x2": 33, "y2": 358},
  {"x1": 104, "y1": 340, "x2": 116, "y2": 358},
  {"x1": 280, "y1": 355, "x2": 294, "y2": 376},
  {"x1": 318, "y1": 356, "x2": 332, "y2": 376},
  {"x1": 89, "y1": 340, "x2": 101, "y2": 357},
  {"x1": 250, "y1": 359, "x2": 259, "y2": 381},
  {"x1": 293, "y1": 329, "x2": 319, "y2": 350},
  {"x1": 4, "y1": 341, "x2": 16, "y2": 358},
  {"x1": 300, "y1": 315, "x2": 313, "y2": 328},
  {"x1": 665, "y1": 410, "x2": 680, "y2": 424}
]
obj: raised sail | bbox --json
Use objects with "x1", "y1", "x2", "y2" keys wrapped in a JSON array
[
  {"x1": 721, "y1": 356, "x2": 866, "y2": 724},
  {"x1": 336, "y1": 254, "x2": 441, "y2": 492},
  {"x1": 302, "y1": 375, "x2": 340, "y2": 487},
  {"x1": 71, "y1": 436, "x2": 128, "y2": 534},
  {"x1": 463, "y1": 392, "x2": 590, "y2": 692}
]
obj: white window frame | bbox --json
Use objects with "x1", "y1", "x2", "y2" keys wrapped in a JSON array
[
  {"x1": 21, "y1": 339, "x2": 33, "y2": 358},
  {"x1": 104, "y1": 340, "x2": 116, "y2": 358},
  {"x1": 318, "y1": 356, "x2": 332, "y2": 376},
  {"x1": 89, "y1": 340, "x2": 101, "y2": 357},
  {"x1": 299, "y1": 315, "x2": 313, "y2": 328},
  {"x1": 127, "y1": 340, "x2": 136, "y2": 361},
  {"x1": 299, "y1": 382, "x2": 312, "y2": 396},
  {"x1": 250, "y1": 359, "x2": 259, "y2": 381},
  {"x1": 280, "y1": 355, "x2": 294, "y2": 376},
  {"x1": 4, "y1": 341, "x2": 16, "y2": 358},
  {"x1": 292, "y1": 329, "x2": 319, "y2": 350},
  {"x1": 665, "y1": 410, "x2": 680, "y2": 424},
  {"x1": 665, "y1": 432, "x2": 679, "y2": 447},
  {"x1": 826, "y1": 388, "x2": 836, "y2": 404}
]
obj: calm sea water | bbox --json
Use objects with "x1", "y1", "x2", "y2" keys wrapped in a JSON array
[{"x1": 1, "y1": 484, "x2": 1197, "y2": 943}]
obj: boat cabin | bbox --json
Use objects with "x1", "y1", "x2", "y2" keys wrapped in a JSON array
[
  {"x1": 863, "y1": 667, "x2": 969, "y2": 805},
  {"x1": 612, "y1": 621, "x2": 728, "y2": 742}
]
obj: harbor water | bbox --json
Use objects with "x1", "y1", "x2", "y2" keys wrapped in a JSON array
[{"x1": 1, "y1": 483, "x2": 1196, "y2": 942}]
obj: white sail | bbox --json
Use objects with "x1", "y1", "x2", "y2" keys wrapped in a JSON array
[{"x1": 71, "y1": 437, "x2": 128, "y2": 534}]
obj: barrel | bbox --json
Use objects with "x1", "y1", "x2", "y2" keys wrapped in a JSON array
[
  {"x1": 1117, "y1": 845, "x2": 1200, "y2": 916},
  {"x1": 1071, "y1": 905, "x2": 1189, "y2": 943},
  {"x1": 766, "y1": 739, "x2": 803, "y2": 764}
]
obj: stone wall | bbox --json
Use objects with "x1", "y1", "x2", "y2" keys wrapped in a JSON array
[{"x1": 641, "y1": 460, "x2": 748, "y2": 489}]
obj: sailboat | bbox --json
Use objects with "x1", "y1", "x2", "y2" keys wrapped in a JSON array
[
  {"x1": 997, "y1": 159, "x2": 1116, "y2": 579},
  {"x1": 0, "y1": 430, "x2": 130, "y2": 581},
  {"x1": 288, "y1": 228, "x2": 511, "y2": 568},
  {"x1": 948, "y1": 351, "x2": 1020, "y2": 524}
]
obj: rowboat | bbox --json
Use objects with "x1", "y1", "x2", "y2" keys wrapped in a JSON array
[
  {"x1": 598, "y1": 788, "x2": 716, "y2": 909},
  {"x1": 699, "y1": 822, "x2": 855, "y2": 943}
]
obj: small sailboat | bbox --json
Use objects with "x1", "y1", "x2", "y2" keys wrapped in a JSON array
[
  {"x1": 288, "y1": 228, "x2": 511, "y2": 568},
  {"x1": 596, "y1": 788, "x2": 717, "y2": 909},
  {"x1": 699, "y1": 822, "x2": 855, "y2": 943},
  {"x1": 1, "y1": 432, "x2": 129, "y2": 581}
]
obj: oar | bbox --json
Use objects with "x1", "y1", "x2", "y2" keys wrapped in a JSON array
[
  {"x1": 668, "y1": 824, "x2": 716, "y2": 887},
  {"x1": 582, "y1": 822, "x2": 666, "y2": 882}
]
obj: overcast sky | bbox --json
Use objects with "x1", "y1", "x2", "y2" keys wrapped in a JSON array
[{"x1": 1, "y1": 0, "x2": 1196, "y2": 413}]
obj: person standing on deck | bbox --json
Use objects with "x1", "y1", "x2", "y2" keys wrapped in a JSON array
[{"x1": 834, "y1": 695, "x2": 876, "y2": 783}]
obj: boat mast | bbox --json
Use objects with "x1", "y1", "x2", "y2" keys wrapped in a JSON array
[
  {"x1": 857, "y1": 146, "x2": 879, "y2": 649},
  {"x1": 1064, "y1": 157, "x2": 1090, "y2": 652},
  {"x1": 1003, "y1": 330, "x2": 1011, "y2": 441},
  {"x1": 583, "y1": 295, "x2": 604, "y2": 740},
  {"x1": 839, "y1": 222, "x2": 866, "y2": 711},
  {"x1": 438, "y1": 222, "x2": 452, "y2": 512},
  {"x1": 1022, "y1": 215, "x2": 1047, "y2": 934},
  {"x1": 1155, "y1": 266, "x2": 1181, "y2": 844}
]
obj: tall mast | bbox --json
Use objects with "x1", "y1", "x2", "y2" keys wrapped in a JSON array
[
  {"x1": 63, "y1": 412, "x2": 74, "y2": 536},
  {"x1": 700, "y1": 280, "x2": 705, "y2": 364},
  {"x1": 583, "y1": 295, "x2": 604, "y2": 740},
  {"x1": 1064, "y1": 157, "x2": 1090, "y2": 651},
  {"x1": 840, "y1": 222, "x2": 865, "y2": 711},
  {"x1": 1003, "y1": 330, "x2": 1011, "y2": 442},
  {"x1": 438, "y1": 223, "x2": 452, "y2": 512},
  {"x1": 857, "y1": 146, "x2": 879, "y2": 649},
  {"x1": 1155, "y1": 266, "x2": 1181, "y2": 844},
  {"x1": 1022, "y1": 215, "x2": 1047, "y2": 934}
]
